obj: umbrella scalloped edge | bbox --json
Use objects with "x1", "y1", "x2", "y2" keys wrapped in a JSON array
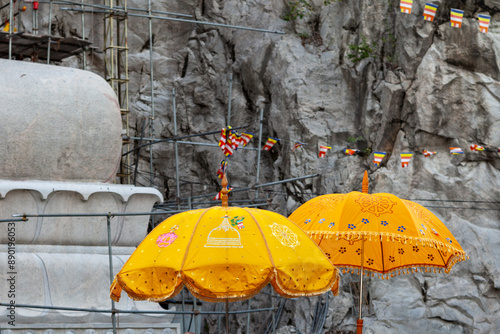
[
  {"x1": 110, "y1": 267, "x2": 341, "y2": 303},
  {"x1": 308, "y1": 231, "x2": 469, "y2": 276}
]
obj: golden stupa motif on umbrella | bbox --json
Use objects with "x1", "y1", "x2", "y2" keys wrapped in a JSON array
[{"x1": 111, "y1": 175, "x2": 339, "y2": 303}]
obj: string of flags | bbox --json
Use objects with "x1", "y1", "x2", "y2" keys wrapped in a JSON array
[
  {"x1": 400, "y1": 1, "x2": 491, "y2": 33},
  {"x1": 215, "y1": 127, "x2": 500, "y2": 195}
]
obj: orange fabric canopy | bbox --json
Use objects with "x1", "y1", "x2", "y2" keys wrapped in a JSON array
[{"x1": 288, "y1": 191, "x2": 468, "y2": 277}]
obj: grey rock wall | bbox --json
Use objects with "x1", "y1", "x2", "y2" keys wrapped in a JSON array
[{"x1": 9, "y1": 0, "x2": 500, "y2": 333}]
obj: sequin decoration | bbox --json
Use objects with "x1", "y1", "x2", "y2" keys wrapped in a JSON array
[
  {"x1": 269, "y1": 223, "x2": 300, "y2": 248},
  {"x1": 355, "y1": 194, "x2": 397, "y2": 217}
]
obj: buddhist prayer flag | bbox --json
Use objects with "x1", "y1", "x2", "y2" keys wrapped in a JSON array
[
  {"x1": 229, "y1": 131, "x2": 242, "y2": 151},
  {"x1": 318, "y1": 145, "x2": 331, "y2": 158},
  {"x1": 292, "y1": 141, "x2": 306, "y2": 152},
  {"x1": 423, "y1": 150, "x2": 437, "y2": 157},
  {"x1": 478, "y1": 14, "x2": 491, "y2": 33},
  {"x1": 240, "y1": 132, "x2": 254, "y2": 147},
  {"x1": 470, "y1": 144, "x2": 485, "y2": 151},
  {"x1": 344, "y1": 148, "x2": 360, "y2": 156},
  {"x1": 450, "y1": 9, "x2": 464, "y2": 28},
  {"x1": 422, "y1": 3, "x2": 438, "y2": 21},
  {"x1": 400, "y1": 0, "x2": 413, "y2": 14},
  {"x1": 216, "y1": 160, "x2": 227, "y2": 179},
  {"x1": 263, "y1": 137, "x2": 279, "y2": 151},
  {"x1": 450, "y1": 147, "x2": 464, "y2": 154},
  {"x1": 218, "y1": 127, "x2": 228, "y2": 150},
  {"x1": 401, "y1": 152, "x2": 413, "y2": 168},
  {"x1": 213, "y1": 187, "x2": 232, "y2": 200},
  {"x1": 373, "y1": 151, "x2": 386, "y2": 166}
]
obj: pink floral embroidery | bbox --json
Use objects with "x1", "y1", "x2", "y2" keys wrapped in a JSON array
[{"x1": 157, "y1": 225, "x2": 179, "y2": 247}]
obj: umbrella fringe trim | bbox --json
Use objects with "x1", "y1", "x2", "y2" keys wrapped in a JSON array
[
  {"x1": 110, "y1": 273, "x2": 186, "y2": 303},
  {"x1": 337, "y1": 253, "x2": 468, "y2": 279},
  {"x1": 307, "y1": 231, "x2": 467, "y2": 257}
]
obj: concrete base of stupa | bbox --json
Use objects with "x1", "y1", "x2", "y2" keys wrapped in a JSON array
[{"x1": 0, "y1": 180, "x2": 181, "y2": 333}]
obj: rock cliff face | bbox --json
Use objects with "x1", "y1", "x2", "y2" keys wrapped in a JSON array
[{"x1": 18, "y1": 0, "x2": 500, "y2": 332}]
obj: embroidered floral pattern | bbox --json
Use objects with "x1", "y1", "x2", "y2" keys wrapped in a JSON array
[
  {"x1": 413, "y1": 246, "x2": 419, "y2": 252},
  {"x1": 398, "y1": 248, "x2": 404, "y2": 255},
  {"x1": 328, "y1": 222, "x2": 335, "y2": 228},
  {"x1": 311, "y1": 195, "x2": 345, "y2": 212},
  {"x1": 389, "y1": 256, "x2": 395, "y2": 262},
  {"x1": 362, "y1": 218, "x2": 370, "y2": 224},
  {"x1": 398, "y1": 226, "x2": 406, "y2": 232},
  {"x1": 356, "y1": 248, "x2": 362, "y2": 255},
  {"x1": 156, "y1": 225, "x2": 180, "y2": 248},
  {"x1": 428, "y1": 254, "x2": 434, "y2": 261},
  {"x1": 339, "y1": 247, "x2": 347, "y2": 254},
  {"x1": 230, "y1": 216, "x2": 245, "y2": 229},
  {"x1": 318, "y1": 218, "x2": 325, "y2": 224},
  {"x1": 269, "y1": 223, "x2": 300, "y2": 248},
  {"x1": 381, "y1": 220, "x2": 388, "y2": 226},
  {"x1": 348, "y1": 224, "x2": 356, "y2": 230},
  {"x1": 366, "y1": 258, "x2": 374, "y2": 265},
  {"x1": 304, "y1": 219, "x2": 311, "y2": 224}
]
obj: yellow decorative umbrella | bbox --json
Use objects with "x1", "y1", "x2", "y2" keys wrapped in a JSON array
[
  {"x1": 111, "y1": 175, "x2": 340, "y2": 331},
  {"x1": 288, "y1": 172, "x2": 468, "y2": 334}
]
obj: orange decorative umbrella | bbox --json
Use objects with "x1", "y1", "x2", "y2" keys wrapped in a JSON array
[
  {"x1": 111, "y1": 175, "x2": 340, "y2": 332},
  {"x1": 288, "y1": 172, "x2": 468, "y2": 334}
]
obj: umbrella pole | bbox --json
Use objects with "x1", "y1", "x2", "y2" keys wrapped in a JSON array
[
  {"x1": 226, "y1": 298, "x2": 230, "y2": 334},
  {"x1": 357, "y1": 237, "x2": 364, "y2": 334}
]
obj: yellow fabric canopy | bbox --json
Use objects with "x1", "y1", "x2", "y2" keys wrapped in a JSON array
[{"x1": 111, "y1": 205, "x2": 340, "y2": 303}]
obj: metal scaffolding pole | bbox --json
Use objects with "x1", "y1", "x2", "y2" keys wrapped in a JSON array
[
  {"x1": 80, "y1": 0, "x2": 86, "y2": 69},
  {"x1": 106, "y1": 215, "x2": 117, "y2": 334},
  {"x1": 104, "y1": 0, "x2": 130, "y2": 184},
  {"x1": 227, "y1": 72, "x2": 233, "y2": 126},
  {"x1": 148, "y1": 0, "x2": 155, "y2": 186},
  {"x1": 173, "y1": 88, "x2": 181, "y2": 209},
  {"x1": 47, "y1": 0, "x2": 53, "y2": 63},
  {"x1": 8, "y1": 0, "x2": 13, "y2": 59},
  {"x1": 255, "y1": 107, "x2": 264, "y2": 199}
]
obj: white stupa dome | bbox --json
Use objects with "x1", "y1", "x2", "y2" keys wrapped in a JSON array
[{"x1": 0, "y1": 59, "x2": 122, "y2": 183}]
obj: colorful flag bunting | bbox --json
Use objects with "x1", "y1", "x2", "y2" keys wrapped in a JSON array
[
  {"x1": 229, "y1": 131, "x2": 242, "y2": 151},
  {"x1": 422, "y1": 3, "x2": 438, "y2": 21},
  {"x1": 400, "y1": 0, "x2": 413, "y2": 14},
  {"x1": 240, "y1": 132, "x2": 254, "y2": 147},
  {"x1": 401, "y1": 152, "x2": 413, "y2": 168},
  {"x1": 478, "y1": 14, "x2": 491, "y2": 33},
  {"x1": 344, "y1": 148, "x2": 360, "y2": 156},
  {"x1": 470, "y1": 144, "x2": 485, "y2": 151},
  {"x1": 213, "y1": 187, "x2": 233, "y2": 200},
  {"x1": 498, "y1": 148, "x2": 500, "y2": 155},
  {"x1": 216, "y1": 160, "x2": 227, "y2": 179},
  {"x1": 373, "y1": 151, "x2": 386, "y2": 166},
  {"x1": 318, "y1": 145, "x2": 332, "y2": 158},
  {"x1": 218, "y1": 127, "x2": 227, "y2": 150},
  {"x1": 450, "y1": 9, "x2": 464, "y2": 28},
  {"x1": 423, "y1": 150, "x2": 437, "y2": 157},
  {"x1": 450, "y1": 147, "x2": 464, "y2": 154},
  {"x1": 263, "y1": 137, "x2": 279, "y2": 151},
  {"x1": 292, "y1": 141, "x2": 306, "y2": 152}
]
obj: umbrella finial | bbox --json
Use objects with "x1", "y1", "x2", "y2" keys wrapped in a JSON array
[
  {"x1": 362, "y1": 171, "x2": 369, "y2": 194},
  {"x1": 221, "y1": 173, "x2": 229, "y2": 207}
]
